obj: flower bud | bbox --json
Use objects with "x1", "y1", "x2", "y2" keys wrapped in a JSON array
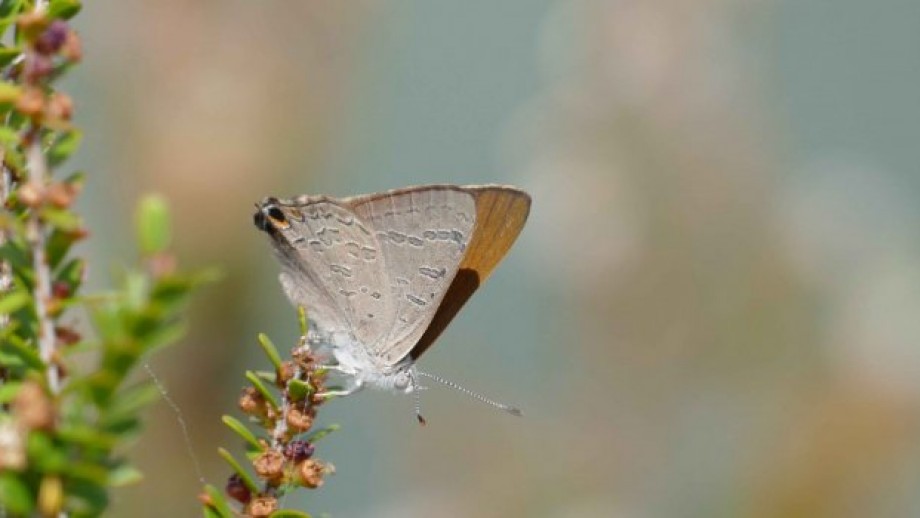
[
  {"x1": 224, "y1": 473, "x2": 251, "y2": 504},
  {"x1": 283, "y1": 439, "x2": 314, "y2": 462}
]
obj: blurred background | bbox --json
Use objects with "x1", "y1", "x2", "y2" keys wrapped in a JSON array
[{"x1": 64, "y1": 1, "x2": 920, "y2": 516}]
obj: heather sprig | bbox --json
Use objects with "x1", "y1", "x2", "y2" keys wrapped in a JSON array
[
  {"x1": 0, "y1": 1, "x2": 210, "y2": 515},
  {"x1": 201, "y1": 307, "x2": 338, "y2": 518}
]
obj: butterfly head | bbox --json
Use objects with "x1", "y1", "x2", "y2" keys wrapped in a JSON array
[{"x1": 253, "y1": 197, "x2": 290, "y2": 235}]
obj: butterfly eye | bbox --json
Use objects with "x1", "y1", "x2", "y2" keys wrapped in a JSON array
[{"x1": 265, "y1": 206, "x2": 290, "y2": 229}]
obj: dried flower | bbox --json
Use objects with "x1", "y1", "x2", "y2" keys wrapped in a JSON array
[
  {"x1": 276, "y1": 360, "x2": 295, "y2": 385},
  {"x1": 54, "y1": 326, "x2": 81, "y2": 346},
  {"x1": 253, "y1": 450, "x2": 285, "y2": 483},
  {"x1": 291, "y1": 346, "x2": 319, "y2": 369},
  {"x1": 12, "y1": 380, "x2": 55, "y2": 430},
  {"x1": 46, "y1": 181, "x2": 76, "y2": 208},
  {"x1": 285, "y1": 405, "x2": 314, "y2": 433},
  {"x1": 46, "y1": 93, "x2": 74, "y2": 122},
  {"x1": 15, "y1": 86, "x2": 45, "y2": 118},
  {"x1": 246, "y1": 496, "x2": 278, "y2": 518},
  {"x1": 297, "y1": 459, "x2": 327, "y2": 489},
  {"x1": 238, "y1": 387, "x2": 267, "y2": 417},
  {"x1": 61, "y1": 30, "x2": 82, "y2": 62},
  {"x1": 17, "y1": 181, "x2": 44, "y2": 207}
]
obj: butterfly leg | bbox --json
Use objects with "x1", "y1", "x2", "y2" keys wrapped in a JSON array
[{"x1": 316, "y1": 378, "x2": 364, "y2": 399}]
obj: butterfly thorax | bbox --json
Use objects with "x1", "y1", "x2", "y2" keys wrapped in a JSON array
[{"x1": 323, "y1": 330, "x2": 416, "y2": 394}]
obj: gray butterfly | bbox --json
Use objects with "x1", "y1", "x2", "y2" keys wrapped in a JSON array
[{"x1": 254, "y1": 184, "x2": 530, "y2": 419}]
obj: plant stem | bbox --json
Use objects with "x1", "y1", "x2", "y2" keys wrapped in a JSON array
[{"x1": 26, "y1": 135, "x2": 59, "y2": 393}]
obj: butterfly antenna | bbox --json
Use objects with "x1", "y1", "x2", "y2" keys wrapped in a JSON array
[
  {"x1": 414, "y1": 386, "x2": 427, "y2": 426},
  {"x1": 416, "y1": 371, "x2": 522, "y2": 417}
]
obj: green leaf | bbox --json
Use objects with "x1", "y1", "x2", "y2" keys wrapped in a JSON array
[
  {"x1": 53, "y1": 257, "x2": 84, "y2": 292},
  {"x1": 297, "y1": 306, "x2": 308, "y2": 335},
  {"x1": 0, "y1": 124, "x2": 18, "y2": 147},
  {"x1": 48, "y1": 230, "x2": 82, "y2": 269},
  {"x1": 65, "y1": 478, "x2": 109, "y2": 516},
  {"x1": 217, "y1": 448, "x2": 259, "y2": 493},
  {"x1": 222, "y1": 415, "x2": 263, "y2": 451},
  {"x1": 0, "y1": 0, "x2": 25, "y2": 19},
  {"x1": 201, "y1": 484, "x2": 234, "y2": 518},
  {"x1": 47, "y1": 0, "x2": 82, "y2": 20},
  {"x1": 306, "y1": 424, "x2": 340, "y2": 443},
  {"x1": 0, "y1": 47, "x2": 18, "y2": 68},
  {"x1": 0, "y1": 472, "x2": 35, "y2": 515},
  {"x1": 124, "y1": 270, "x2": 148, "y2": 310},
  {"x1": 0, "y1": 288, "x2": 29, "y2": 314},
  {"x1": 27, "y1": 432, "x2": 68, "y2": 473},
  {"x1": 271, "y1": 510, "x2": 313, "y2": 518},
  {"x1": 0, "y1": 380, "x2": 21, "y2": 402},
  {"x1": 254, "y1": 370, "x2": 275, "y2": 383},
  {"x1": 287, "y1": 379, "x2": 312, "y2": 402},
  {"x1": 64, "y1": 461, "x2": 111, "y2": 486},
  {"x1": 0, "y1": 80, "x2": 20, "y2": 103},
  {"x1": 47, "y1": 129, "x2": 82, "y2": 168},
  {"x1": 245, "y1": 371, "x2": 279, "y2": 410},
  {"x1": 107, "y1": 464, "x2": 143, "y2": 487},
  {"x1": 139, "y1": 320, "x2": 188, "y2": 352},
  {"x1": 2, "y1": 333, "x2": 45, "y2": 369},
  {"x1": 257, "y1": 333, "x2": 283, "y2": 371},
  {"x1": 136, "y1": 194, "x2": 171, "y2": 255},
  {"x1": 40, "y1": 206, "x2": 81, "y2": 231},
  {"x1": 56, "y1": 424, "x2": 119, "y2": 450}
]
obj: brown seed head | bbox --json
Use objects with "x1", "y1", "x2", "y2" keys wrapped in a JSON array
[
  {"x1": 285, "y1": 405, "x2": 314, "y2": 433},
  {"x1": 16, "y1": 87, "x2": 44, "y2": 119},
  {"x1": 46, "y1": 181, "x2": 76, "y2": 208},
  {"x1": 61, "y1": 30, "x2": 82, "y2": 62},
  {"x1": 252, "y1": 450, "x2": 285, "y2": 483},
  {"x1": 17, "y1": 181, "x2": 44, "y2": 207},
  {"x1": 291, "y1": 347, "x2": 319, "y2": 369},
  {"x1": 238, "y1": 387, "x2": 266, "y2": 417},
  {"x1": 54, "y1": 326, "x2": 81, "y2": 346},
  {"x1": 12, "y1": 380, "x2": 54, "y2": 430},
  {"x1": 246, "y1": 496, "x2": 278, "y2": 518},
  {"x1": 276, "y1": 361, "x2": 295, "y2": 385},
  {"x1": 46, "y1": 93, "x2": 74, "y2": 122},
  {"x1": 297, "y1": 459, "x2": 327, "y2": 489}
]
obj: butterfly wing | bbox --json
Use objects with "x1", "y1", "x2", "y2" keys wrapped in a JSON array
[
  {"x1": 265, "y1": 198, "x2": 396, "y2": 347},
  {"x1": 408, "y1": 185, "x2": 531, "y2": 360},
  {"x1": 342, "y1": 186, "x2": 477, "y2": 366}
]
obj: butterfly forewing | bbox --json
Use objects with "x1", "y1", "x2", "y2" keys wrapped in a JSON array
[
  {"x1": 344, "y1": 187, "x2": 476, "y2": 365},
  {"x1": 277, "y1": 199, "x2": 396, "y2": 346}
]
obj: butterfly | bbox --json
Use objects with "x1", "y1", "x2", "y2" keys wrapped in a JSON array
[{"x1": 254, "y1": 184, "x2": 530, "y2": 420}]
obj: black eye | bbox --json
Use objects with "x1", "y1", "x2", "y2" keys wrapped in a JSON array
[{"x1": 267, "y1": 207, "x2": 286, "y2": 223}]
